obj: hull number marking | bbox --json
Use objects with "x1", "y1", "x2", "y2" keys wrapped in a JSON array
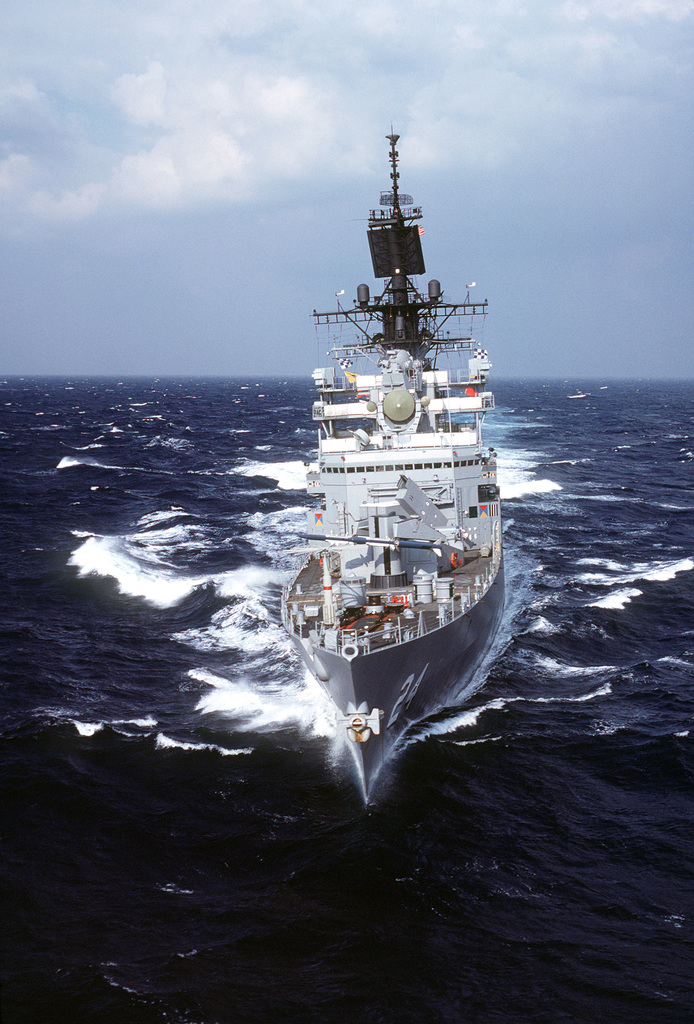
[{"x1": 387, "y1": 664, "x2": 429, "y2": 729}]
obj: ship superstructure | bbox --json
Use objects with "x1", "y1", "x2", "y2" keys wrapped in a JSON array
[{"x1": 282, "y1": 134, "x2": 504, "y2": 799}]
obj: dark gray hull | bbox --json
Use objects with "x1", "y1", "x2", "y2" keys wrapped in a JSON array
[{"x1": 291, "y1": 560, "x2": 505, "y2": 800}]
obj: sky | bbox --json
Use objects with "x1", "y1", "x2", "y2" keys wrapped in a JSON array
[{"x1": 1, "y1": 0, "x2": 693, "y2": 379}]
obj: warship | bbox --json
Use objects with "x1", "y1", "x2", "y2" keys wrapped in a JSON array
[{"x1": 282, "y1": 134, "x2": 504, "y2": 799}]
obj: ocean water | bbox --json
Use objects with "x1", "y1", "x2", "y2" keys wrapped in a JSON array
[{"x1": 1, "y1": 376, "x2": 693, "y2": 1023}]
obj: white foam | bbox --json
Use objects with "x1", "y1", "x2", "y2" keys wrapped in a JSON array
[
  {"x1": 576, "y1": 557, "x2": 629, "y2": 571},
  {"x1": 116, "y1": 716, "x2": 158, "y2": 728},
  {"x1": 534, "y1": 655, "x2": 616, "y2": 677},
  {"x1": 502, "y1": 478, "x2": 562, "y2": 499},
  {"x1": 525, "y1": 616, "x2": 559, "y2": 635},
  {"x1": 496, "y1": 451, "x2": 562, "y2": 501},
  {"x1": 243, "y1": 506, "x2": 312, "y2": 563},
  {"x1": 137, "y1": 508, "x2": 190, "y2": 528},
  {"x1": 192, "y1": 667, "x2": 336, "y2": 739},
  {"x1": 580, "y1": 557, "x2": 693, "y2": 592},
  {"x1": 641, "y1": 557, "x2": 694, "y2": 582},
  {"x1": 426, "y1": 682, "x2": 613, "y2": 740},
  {"x1": 215, "y1": 565, "x2": 282, "y2": 601},
  {"x1": 549, "y1": 458, "x2": 592, "y2": 465},
  {"x1": 155, "y1": 733, "x2": 253, "y2": 756},
  {"x1": 589, "y1": 587, "x2": 643, "y2": 609},
  {"x1": 58, "y1": 454, "x2": 132, "y2": 472},
  {"x1": 657, "y1": 656, "x2": 693, "y2": 669},
  {"x1": 72, "y1": 715, "x2": 157, "y2": 735},
  {"x1": 451, "y1": 736, "x2": 503, "y2": 747},
  {"x1": 73, "y1": 721, "x2": 104, "y2": 736},
  {"x1": 69, "y1": 535, "x2": 203, "y2": 607},
  {"x1": 237, "y1": 460, "x2": 314, "y2": 491}
]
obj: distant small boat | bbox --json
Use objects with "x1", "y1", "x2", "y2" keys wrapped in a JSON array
[{"x1": 567, "y1": 393, "x2": 588, "y2": 399}]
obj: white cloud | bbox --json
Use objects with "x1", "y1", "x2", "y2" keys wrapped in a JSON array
[
  {"x1": 562, "y1": 0, "x2": 693, "y2": 19},
  {"x1": 112, "y1": 60, "x2": 167, "y2": 126},
  {"x1": 0, "y1": 152, "x2": 33, "y2": 194},
  {"x1": 0, "y1": 0, "x2": 692, "y2": 226},
  {"x1": 29, "y1": 181, "x2": 106, "y2": 220}
]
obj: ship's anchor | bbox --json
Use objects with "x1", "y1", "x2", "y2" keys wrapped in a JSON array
[{"x1": 339, "y1": 709, "x2": 383, "y2": 744}]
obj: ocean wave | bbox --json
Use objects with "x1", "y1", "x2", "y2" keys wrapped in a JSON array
[
  {"x1": 57, "y1": 455, "x2": 123, "y2": 471},
  {"x1": 576, "y1": 557, "x2": 630, "y2": 570},
  {"x1": 532, "y1": 656, "x2": 616, "y2": 677},
  {"x1": 72, "y1": 716, "x2": 157, "y2": 737},
  {"x1": 424, "y1": 682, "x2": 613, "y2": 739},
  {"x1": 69, "y1": 535, "x2": 205, "y2": 607},
  {"x1": 549, "y1": 458, "x2": 592, "y2": 465},
  {"x1": 524, "y1": 616, "x2": 560, "y2": 635},
  {"x1": 73, "y1": 721, "x2": 104, "y2": 736},
  {"x1": 69, "y1": 530, "x2": 283, "y2": 609},
  {"x1": 502, "y1": 478, "x2": 563, "y2": 499},
  {"x1": 136, "y1": 508, "x2": 192, "y2": 528},
  {"x1": 588, "y1": 587, "x2": 643, "y2": 610},
  {"x1": 174, "y1": 578, "x2": 286, "y2": 654},
  {"x1": 657, "y1": 656, "x2": 694, "y2": 669},
  {"x1": 236, "y1": 459, "x2": 315, "y2": 491},
  {"x1": 579, "y1": 556, "x2": 694, "y2": 589},
  {"x1": 496, "y1": 450, "x2": 561, "y2": 500},
  {"x1": 155, "y1": 733, "x2": 253, "y2": 756},
  {"x1": 191, "y1": 667, "x2": 336, "y2": 739},
  {"x1": 243, "y1": 506, "x2": 313, "y2": 562},
  {"x1": 145, "y1": 436, "x2": 193, "y2": 450}
]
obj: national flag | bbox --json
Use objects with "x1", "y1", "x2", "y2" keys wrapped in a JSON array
[{"x1": 418, "y1": 225, "x2": 425, "y2": 236}]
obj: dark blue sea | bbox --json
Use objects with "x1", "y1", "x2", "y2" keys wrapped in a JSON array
[{"x1": 1, "y1": 376, "x2": 693, "y2": 1023}]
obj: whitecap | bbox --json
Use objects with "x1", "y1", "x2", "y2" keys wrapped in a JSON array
[
  {"x1": 502, "y1": 478, "x2": 562, "y2": 499},
  {"x1": 215, "y1": 565, "x2": 283, "y2": 601},
  {"x1": 576, "y1": 557, "x2": 629, "y2": 571},
  {"x1": 588, "y1": 587, "x2": 643, "y2": 609},
  {"x1": 236, "y1": 460, "x2": 315, "y2": 491},
  {"x1": 192, "y1": 667, "x2": 336, "y2": 740},
  {"x1": 451, "y1": 736, "x2": 503, "y2": 747},
  {"x1": 243, "y1": 506, "x2": 312, "y2": 562},
  {"x1": 533, "y1": 655, "x2": 615, "y2": 677},
  {"x1": 58, "y1": 455, "x2": 112, "y2": 470},
  {"x1": 580, "y1": 557, "x2": 694, "y2": 590},
  {"x1": 155, "y1": 733, "x2": 253, "y2": 756},
  {"x1": 549, "y1": 458, "x2": 592, "y2": 465},
  {"x1": 73, "y1": 721, "x2": 104, "y2": 736},
  {"x1": 427, "y1": 682, "x2": 613, "y2": 741},
  {"x1": 69, "y1": 535, "x2": 203, "y2": 607},
  {"x1": 137, "y1": 508, "x2": 191, "y2": 528},
  {"x1": 524, "y1": 616, "x2": 559, "y2": 635},
  {"x1": 531, "y1": 682, "x2": 612, "y2": 702},
  {"x1": 114, "y1": 716, "x2": 158, "y2": 728}
]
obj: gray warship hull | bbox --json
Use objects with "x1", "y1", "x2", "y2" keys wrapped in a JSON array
[{"x1": 286, "y1": 561, "x2": 504, "y2": 799}]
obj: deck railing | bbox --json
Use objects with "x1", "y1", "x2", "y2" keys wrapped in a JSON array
[{"x1": 282, "y1": 553, "x2": 500, "y2": 658}]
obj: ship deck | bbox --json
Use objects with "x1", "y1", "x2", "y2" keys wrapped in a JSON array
[{"x1": 286, "y1": 550, "x2": 497, "y2": 648}]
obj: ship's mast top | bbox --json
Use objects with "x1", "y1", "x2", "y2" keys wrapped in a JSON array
[
  {"x1": 313, "y1": 132, "x2": 488, "y2": 361},
  {"x1": 386, "y1": 132, "x2": 402, "y2": 220}
]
